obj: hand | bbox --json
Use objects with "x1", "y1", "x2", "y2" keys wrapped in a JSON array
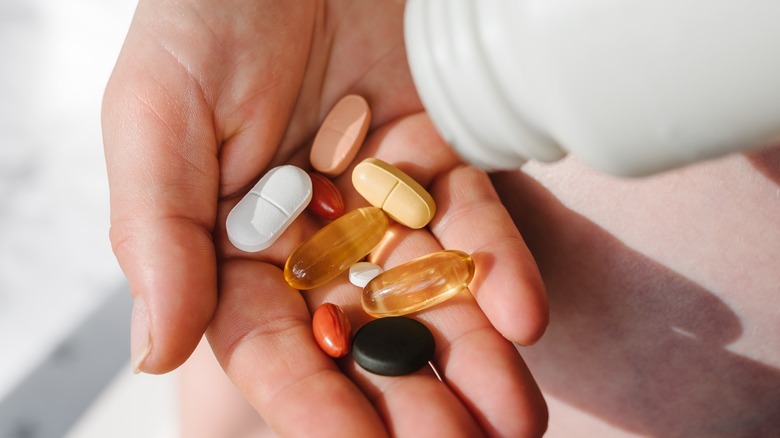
[{"x1": 102, "y1": 0, "x2": 548, "y2": 435}]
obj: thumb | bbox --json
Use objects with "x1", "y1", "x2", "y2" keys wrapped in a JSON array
[{"x1": 103, "y1": 45, "x2": 219, "y2": 374}]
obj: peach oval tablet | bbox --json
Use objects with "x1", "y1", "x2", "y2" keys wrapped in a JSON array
[
  {"x1": 351, "y1": 158, "x2": 436, "y2": 229},
  {"x1": 310, "y1": 95, "x2": 371, "y2": 177},
  {"x1": 226, "y1": 165, "x2": 312, "y2": 252}
]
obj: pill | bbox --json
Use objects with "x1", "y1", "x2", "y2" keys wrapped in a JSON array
[
  {"x1": 310, "y1": 95, "x2": 371, "y2": 177},
  {"x1": 312, "y1": 303, "x2": 352, "y2": 358},
  {"x1": 284, "y1": 207, "x2": 388, "y2": 290},
  {"x1": 362, "y1": 250, "x2": 474, "y2": 317},
  {"x1": 352, "y1": 317, "x2": 436, "y2": 376},
  {"x1": 307, "y1": 172, "x2": 345, "y2": 220},
  {"x1": 351, "y1": 158, "x2": 436, "y2": 229},
  {"x1": 226, "y1": 165, "x2": 312, "y2": 252},
  {"x1": 349, "y1": 262, "x2": 384, "y2": 288}
]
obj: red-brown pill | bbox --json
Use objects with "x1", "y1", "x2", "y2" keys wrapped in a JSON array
[
  {"x1": 312, "y1": 303, "x2": 352, "y2": 358},
  {"x1": 307, "y1": 173, "x2": 345, "y2": 220}
]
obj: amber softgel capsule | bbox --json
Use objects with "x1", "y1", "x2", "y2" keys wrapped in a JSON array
[
  {"x1": 362, "y1": 250, "x2": 475, "y2": 317},
  {"x1": 284, "y1": 207, "x2": 388, "y2": 290}
]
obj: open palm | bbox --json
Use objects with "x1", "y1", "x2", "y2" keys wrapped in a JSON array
[{"x1": 103, "y1": 0, "x2": 548, "y2": 435}]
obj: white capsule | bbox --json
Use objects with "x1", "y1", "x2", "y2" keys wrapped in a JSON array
[
  {"x1": 349, "y1": 262, "x2": 384, "y2": 288},
  {"x1": 226, "y1": 165, "x2": 312, "y2": 252}
]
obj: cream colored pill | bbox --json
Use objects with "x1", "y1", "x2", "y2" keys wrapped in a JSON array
[
  {"x1": 349, "y1": 262, "x2": 384, "y2": 288},
  {"x1": 310, "y1": 95, "x2": 371, "y2": 177},
  {"x1": 352, "y1": 158, "x2": 436, "y2": 229},
  {"x1": 226, "y1": 165, "x2": 312, "y2": 252}
]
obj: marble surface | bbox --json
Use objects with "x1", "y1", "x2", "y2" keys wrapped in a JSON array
[{"x1": 0, "y1": 0, "x2": 176, "y2": 436}]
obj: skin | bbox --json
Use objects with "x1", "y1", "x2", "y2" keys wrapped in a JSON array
[
  {"x1": 102, "y1": 0, "x2": 548, "y2": 436},
  {"x1": 179, "y1": 149, "x2": 780, "y2": 437},
  {"x1": 494, "y1": 150, "x2": 780, "y2": 436}
]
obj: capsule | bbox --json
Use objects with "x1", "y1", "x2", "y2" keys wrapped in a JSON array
[
  {"x1": 284, "y1": 207, "x2": 388, "y2": 290},
  {"x1": 307, "y1": 172, "x2": 345, "y2": 220},
  {"x1": 312, "y1": 303, "x2": 352, "y2": 358},
  {"x1": 362, "y1": 250, "x2": 475, "y2": 317}
]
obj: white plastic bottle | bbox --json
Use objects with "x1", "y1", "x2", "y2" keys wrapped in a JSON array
[{"x1": 404, "y1": 0, "x2": 780, "y2": 176}]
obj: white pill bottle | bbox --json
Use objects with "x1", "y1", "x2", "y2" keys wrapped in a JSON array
[{"x1": 404, "y1": 0, "x2": 780, "y2": 175}]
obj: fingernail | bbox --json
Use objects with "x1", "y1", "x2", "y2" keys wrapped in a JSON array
[{"x1": 131, "y1": 297, "x2": 152, "y2": 374}]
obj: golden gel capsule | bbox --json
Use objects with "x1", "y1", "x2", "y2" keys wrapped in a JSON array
[
  {"x1": 362, "y1": 250, "x2": 475, "y2": 317},
  {"x1": 284, "y1": 207, "x2": 388, "y2": 290}
]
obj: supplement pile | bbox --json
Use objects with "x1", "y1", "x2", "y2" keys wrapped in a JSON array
[{"x1": 226, "y1": 95, "x2": 475, "y2": 376}]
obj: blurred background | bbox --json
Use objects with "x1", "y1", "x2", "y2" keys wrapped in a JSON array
[{"x1": 0, "y1": 0, "x2": 178, "y2": 436}]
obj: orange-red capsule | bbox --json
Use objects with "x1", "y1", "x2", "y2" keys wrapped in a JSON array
[{"x1": 312, "y1": 303, "x2": 352, "y2": 358}]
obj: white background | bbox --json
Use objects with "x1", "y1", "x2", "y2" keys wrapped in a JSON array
[{"x1": 1, "y1": 0, "x2": 177, "y2": 436}]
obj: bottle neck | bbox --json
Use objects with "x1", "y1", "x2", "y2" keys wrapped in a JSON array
[
  {"x1": 404, "y1": 0, "x2": 564, "y2": 171},
  {"x1": 406, "y1": 0, "x2": 780, "y2": 176}
]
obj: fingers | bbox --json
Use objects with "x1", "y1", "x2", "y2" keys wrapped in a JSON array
[
  {"x1": 344, "y1": 366, "x2": 485, "y2": 438},
  {"x1": 206, "y1": 112, "x2": 548, "y2": 435},
  {"x1": 429, "y1": 165, "x2": 549, "y2": 345},
  {"x1": 211, "y1": 259, "x2": 488, "y2": 437},
  {"x1": 416, "y1": 155, "x2": 549, "y2": 434},
  {"x1": 103, "y1": 45, "x2": 220, "y2": 373},
  {"x1": 347, "y1": 112, "x2": 549, "y2": 344},
  {"x1": 337, "y1": 113, "x2": 548, "y2": 434},
  {"x1": 207, "y1": 260, "x2": 387, "y2": 436},
  {"x1": 419, "y1": 295, "x2": 548, "y2": 437},
  {"x1": 359, "y1": 228, "x2": 547, "y2": 437},
  {"x1": 112, "y1": 217, "x2": 217, "y2": 374}
]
